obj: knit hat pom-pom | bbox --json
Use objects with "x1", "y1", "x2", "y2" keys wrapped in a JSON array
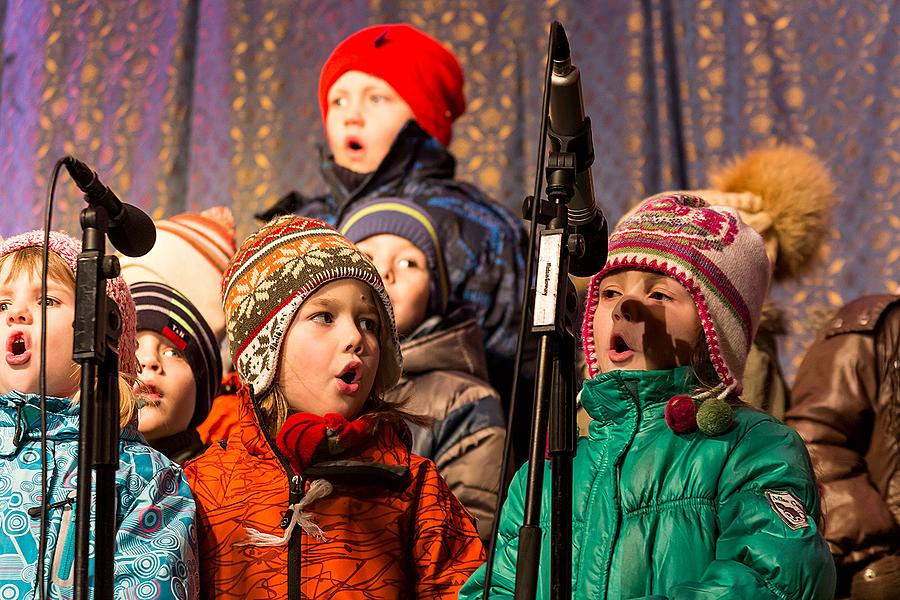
[
  {"x1": 664, "y1": 395, "x2": 698, "y2": 434},
  {"x1": 696, "y1": 397, "x2": 733, "y2": 436}
]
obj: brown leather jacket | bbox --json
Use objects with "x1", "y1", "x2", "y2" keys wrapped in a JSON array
[{"x1": 786, "y1": 295, "x2": 900, "y2": 597}]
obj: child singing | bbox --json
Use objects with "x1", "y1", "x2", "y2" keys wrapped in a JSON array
[
  {"x1": 462, "y1": 193, "x2": 836, "y2": 599},
  {"x1": 184, "y1": 216, "x2": 484, "y2": 599},
  {"x1": 0, "y1": 230, "x2": 197, "y2": 599}
]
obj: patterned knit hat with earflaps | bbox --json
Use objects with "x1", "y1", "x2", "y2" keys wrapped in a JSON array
[
  {"x1": 581, "y1": 193, "x2": 771, "y2": 434},
  {"x1": 222, "y1": 216, "x2": 402, "y2": 399},
  {"x1": 0, "y1": 230, "x2": 139, "y2": 377}
]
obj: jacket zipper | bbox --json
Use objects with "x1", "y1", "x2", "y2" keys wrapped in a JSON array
[{"x1": 249, "y1": 392, "x2": 305, "y2": 600}]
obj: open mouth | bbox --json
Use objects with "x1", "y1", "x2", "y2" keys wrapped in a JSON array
[
  {"x1": 608, "y1": 333, "x2": 635, "y2": 362},
  {"x1": 336, "y1": 362, "x2": 362, "y2": 393},
  {"x1": 10, "y1": 334, "x2": 26, "y2": 356},
  {"x1": 134, "y1": 381, "x2": 162, "y2": 407},
  {"x1": 612, "y1": 334, "x2": 630, "y2": 353},
  {"x1": 338, "y1": 364, "x2": 359, "y2": 385},
  {"x1": 346, "y1": 137, "x2": 364, "y2": 152},
  {"x1": 6, "y1": 332, "x2": 31, "y2": 365}
]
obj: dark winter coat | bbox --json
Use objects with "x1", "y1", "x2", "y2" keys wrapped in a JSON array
[{"x1": 258, "y1": 122, "x2": 527, "y2": 399}]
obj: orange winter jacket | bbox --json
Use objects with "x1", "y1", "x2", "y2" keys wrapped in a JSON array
[{"x1": 184, "y1": 388, "x2": 485, "y2": 599}]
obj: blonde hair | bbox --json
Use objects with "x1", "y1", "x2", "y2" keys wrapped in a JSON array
[{"x1": 0, "y1": 247, "x2": 138, "y2": 427}]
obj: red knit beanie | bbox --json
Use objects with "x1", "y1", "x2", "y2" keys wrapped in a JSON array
[{"x1": 318, "y1": 23, "x2": 466, "y2": 148}]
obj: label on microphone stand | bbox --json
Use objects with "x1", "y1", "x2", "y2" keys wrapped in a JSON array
[{"x1": 533, "y1": 231, "x2": 563, "y2": 330}]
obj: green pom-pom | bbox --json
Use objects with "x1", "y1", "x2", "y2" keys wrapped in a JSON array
[{"x1": 696, "y1": 398, "x2": 732, "y2": 436}]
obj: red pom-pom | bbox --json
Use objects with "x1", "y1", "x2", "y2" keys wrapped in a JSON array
[{"x1": 664, "y1": 395, "x2": 698, "y2": 433}]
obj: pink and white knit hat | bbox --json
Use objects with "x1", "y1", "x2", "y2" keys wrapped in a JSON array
[
  {"x1": 0, "y1": 230, "x2": 139, "y2": 377},
  {"x1": 581, "y1": 193, "x2": 771, "y2": 397}
]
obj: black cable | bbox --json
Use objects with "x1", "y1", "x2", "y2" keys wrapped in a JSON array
[{"x1": 35, "y1": 158, "x2": 66, "y2": 600}]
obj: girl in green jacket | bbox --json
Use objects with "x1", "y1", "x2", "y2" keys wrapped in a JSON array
[{"x1": 461, "y1": 193, "x2": 835, "y2": 599}]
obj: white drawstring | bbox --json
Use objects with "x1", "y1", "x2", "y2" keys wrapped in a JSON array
[{"x1": 234, "y1": 479, "x2": 333, "y2": 547}]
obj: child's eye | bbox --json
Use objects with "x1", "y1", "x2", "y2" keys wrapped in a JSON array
[
  {"x1": 600, "y1": 289, "x2": 621, "y2": 299},
  {"x1": 42, "y1": 297, "x2": 60, "y2": 307},
  {"x1": 359, "y1": 317, "x2": 378, "y2": 332},
  {"x1": 330, "y1": 96, "x2": 347, "y2": 107},
  {"x1": 312, "y1": 312, "x2": 334, "y2": 324},
  {"x1": 0, "y1": 301, "x2": 9, "y2": 311},
  {"x1": 649, "y1": 290, "x2": 673, "y2": 301},
  {"x1": 161, "y1": 347, "x2": 185, "y2": 359},
  {"x1": 398, "y1": 258, "x2": 421, "y2": 269}
]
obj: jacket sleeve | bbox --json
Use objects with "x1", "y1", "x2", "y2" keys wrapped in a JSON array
[
  {"x1": 785, "y1": 327, "x2": 898, "y2": 569},
  {"x1": 459, "y1": 463, "x2": 529, "y2": 599},
  {"x1": 667, "y1": 418, "x2": 836, "y2": 600},
  {"x1": 433, "y1": 389, "x2": 506, "y2": 543},
  {"x1": 411, "y1": 460, "x2": 487, "y2": 599},
  {"x1": 114, "y1": 463, "x2": 199, "y2": 600}
]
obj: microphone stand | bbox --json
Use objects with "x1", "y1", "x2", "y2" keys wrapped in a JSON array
[
  {"x1": 512, "y1": 21, "x2": 588, "y2": 600},
  {"x1": 72, "y1": 204, "x2": 122, "y2": 600}
]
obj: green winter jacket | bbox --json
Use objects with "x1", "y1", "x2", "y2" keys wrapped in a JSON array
[{"x1": 461, "y1": 367, "x2": 836, "y2": 599}]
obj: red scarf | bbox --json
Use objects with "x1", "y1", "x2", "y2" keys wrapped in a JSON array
[{"x1": 275, "y1": 412, "x2": 376, "y2": 473}]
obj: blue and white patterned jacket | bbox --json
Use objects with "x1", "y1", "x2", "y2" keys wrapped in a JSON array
[{"x1": 0, "y1": 390, "x2": 198, "y2": 599}]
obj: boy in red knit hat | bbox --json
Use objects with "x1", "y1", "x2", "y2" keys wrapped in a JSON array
[{"x1": 259, "y1": 23, "x2": 527, "y2": 414}]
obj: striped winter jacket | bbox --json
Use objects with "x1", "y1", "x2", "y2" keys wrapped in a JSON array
[
  {"x1": 398, "y1": 313, "x2": 506, "y2": 543},
  {"x1": 0, "y1": 390, "x2": 198, "y2": 599},
  {"x1": 184, "y1": 386, "x2": 486, "y2": 599}
]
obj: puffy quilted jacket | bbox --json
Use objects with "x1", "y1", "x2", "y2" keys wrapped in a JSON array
[
  {"x1": 184, "y1": 386, "x2": 485, "y2": 599},
  {"x1": 461, "y1": 367, "x2": 836, "y2": 599},
  {"x1": 0, "y1": 391, "x2": 198, "y2": 599}
]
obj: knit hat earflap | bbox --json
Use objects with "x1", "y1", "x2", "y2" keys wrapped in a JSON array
[
  {"x1": 132, "y1": 282, "x2": 222, "y2": 427},
  {"x1": 318, "y1": 23, "x2": 465, "y2": 147},
  {"x1": 223, "y1": 216, "x2": 402, "y2": 400},
  {"x1": 581, "y1": 193, "x2": 770, "y2": 428},
  {"x1": 339, "y1": 197, "x2": 449, "y2": 317},
  {"x1": 0, "y1": 230, "x2": 139, "y2": 377}
]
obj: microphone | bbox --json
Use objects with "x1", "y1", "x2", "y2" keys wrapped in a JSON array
[
  {"x1": 63, "y1": 157, "x2": 156, "y2": 257},
  {"x1": 548, "y1": 22, "x2": 608, "y2": 277}
]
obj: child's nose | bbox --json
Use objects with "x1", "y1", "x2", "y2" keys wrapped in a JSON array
[
  {"x1": 5, "y1": 303, "x2": 32, "y2": 325},
  {"x1": 613, "y1": 297, "x2": 638, "y2": 322},
  {"x1": 137, "y1": 351, "x2": 161, "y2": 373}
]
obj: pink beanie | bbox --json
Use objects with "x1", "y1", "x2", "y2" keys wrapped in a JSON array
[
  {"x1": 581, "y1": 193, "x2": 771, "y2": 397},
  {"x1": 0, "y1": 230, "x2": 139, "y2": 377}
]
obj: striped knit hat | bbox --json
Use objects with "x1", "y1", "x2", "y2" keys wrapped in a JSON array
[
  {"x1": 132, "y1": 282, "x2": 222, "y2": 427},
  {"x1": 223, "y1": 216, "x2": 401, "y2": 399},
  {"x1": 0, "y1": 230, "x2": 139, "y2": 377},
  {"x1": 338, "y1": 197, "x2": 450, "y2": 317},
  {"x1": 582, "y1": 193, "x2": 771, "y2": 397},
  {"x1": 118, "y1": 206, "x2": 236, "y2": 342}
]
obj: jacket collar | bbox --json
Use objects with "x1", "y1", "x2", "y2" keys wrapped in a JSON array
[
  {"x1": 237, "y1": 386, "x2": 413, "y2": 478},
  {"x1": 320, "y1": 120, "x2": 456, "y2": 213},
  {"x1": 0, "y1": 390, "x2": 142, "y2": 457},
  {"x1": 580, "y1": 366, "x2": 697, "y2": 427},
  {"x1": 400, "y1": 313, "x2": 489, "y2": 381}
]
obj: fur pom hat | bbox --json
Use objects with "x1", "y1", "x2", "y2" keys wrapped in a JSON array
[
  {"x1": 222, "y1": 216, "x2": 401, "y2": 399},
  {"x1": 700, "y1": 145, "x2": 836, "y2": 281},
  {"x1": 0, "y1": 230, "x2": 139, "y2": 377},
  {"x1": 582, "y1": 193, "x2": 771, "y2": 401}
]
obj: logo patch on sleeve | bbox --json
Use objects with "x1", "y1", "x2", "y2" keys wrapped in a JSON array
[{"x1": 764, "y1": 490, "x2": 809, "y2": 530}]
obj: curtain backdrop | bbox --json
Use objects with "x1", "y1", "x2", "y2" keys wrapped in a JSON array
[{"x1": 1, "y1": 0, "x2": 897, "y2": 381}]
